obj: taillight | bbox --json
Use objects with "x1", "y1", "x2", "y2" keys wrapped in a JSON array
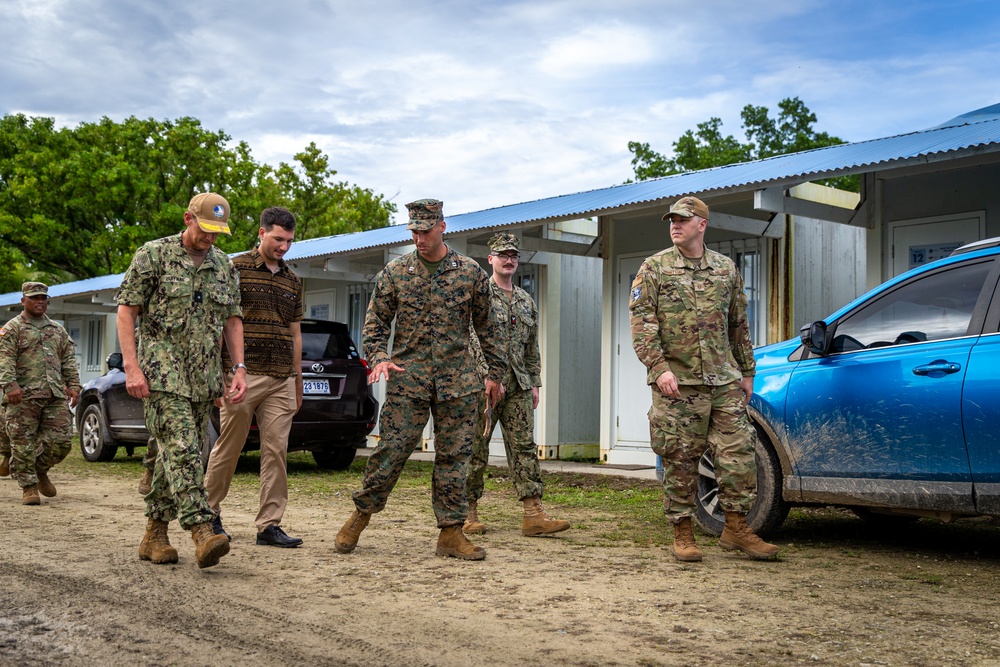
[{"x1": 360, "y1": 359, "x2": 371, "y2": 375}]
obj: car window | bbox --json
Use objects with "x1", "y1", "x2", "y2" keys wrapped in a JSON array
[
  {"x1": 830, "y1": 260, "x2": 992, "y2": 353},
  {"x1": 302, "y1": 331, "x2": 353, "y2": 359}
]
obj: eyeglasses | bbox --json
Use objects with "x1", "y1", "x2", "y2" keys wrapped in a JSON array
[{"x1": 491, "y1": 252, "x2": 519, "y2": 263}]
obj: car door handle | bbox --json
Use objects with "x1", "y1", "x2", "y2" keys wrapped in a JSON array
[{"x1": 912, "y1": 360, "x2": 962, "y2": 377}]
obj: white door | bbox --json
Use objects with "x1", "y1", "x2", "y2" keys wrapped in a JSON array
[
  {"x1": 305, "y1": 289, "x2": 336, "y2": 321},
  {"x1": 615, "y1": 256, "x2": 653, "y2": 453},
  {"x1": 890, "y1": 213, "x2": 985, "y2": 277}
]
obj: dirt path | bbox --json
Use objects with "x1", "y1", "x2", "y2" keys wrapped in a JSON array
[{"x1": 2, "y1": 470, "x2": 1000, "y2": 667}]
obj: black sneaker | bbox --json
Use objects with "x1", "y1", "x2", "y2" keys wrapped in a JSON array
[
  {"x1": 211, "y1": 514, "x2": 231, "y2": 542},
  {"x1": 256, "y1": 525, "x2": 303, "y2": 548}
]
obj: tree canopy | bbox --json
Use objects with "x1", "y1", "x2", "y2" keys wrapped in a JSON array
[
  {"x1": 627, "y1": 97, "x2": 857, "y2": 191},
  {"x1": 0, "y1": 114, "x2": 396, "y2": 293}
]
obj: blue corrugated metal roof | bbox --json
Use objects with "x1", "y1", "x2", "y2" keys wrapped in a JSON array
[
  {"x1": 5, "y1": 104, "x2": 1000, "y2": 307},
  {"x1": 285, "y1": 104, "x2": 1000, "y2": 261}
]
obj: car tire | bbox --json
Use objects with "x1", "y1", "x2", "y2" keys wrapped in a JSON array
[
  {"x1": 312, "y1": 447, "x2": 357, "y2": 470},
  {"x1": 693, "y1": 426, "x2": 789, "y2": 537},
  {"x1": 79, "y1": 403, "x2": 119, "y2": 463}
]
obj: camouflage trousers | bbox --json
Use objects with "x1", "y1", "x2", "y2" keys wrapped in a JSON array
[
  {"x1": 649, "y1": 382, "x2": 757, "y2": 522},
  {"x1": 353, "y1": 391, "x2": 478, "y2": 527},
  {"x1": 0, "y1": 403, "x2": 10, "y2": 458},
  {"x1": 4, "y1": 397, "x2": 73, "y2": 488},
  {"x1": 467, "y1": 388, "x2": 543, "y2": 503},
  {"x1": 142, "y1": 391, "x2": 215, "y2": 529},
  {"x1": 142, "y1": 436, "x2": 158, "y2": 472}
]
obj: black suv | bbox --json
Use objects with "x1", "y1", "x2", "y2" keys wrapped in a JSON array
[{"x1": 76, "y1": 319, "x2": 378, "y2": 469}]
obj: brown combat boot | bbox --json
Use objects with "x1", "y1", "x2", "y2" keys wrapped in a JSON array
[
  {"x1": 521, "y1": 496, "x2": 570, "y2": 536},
  {"x1": 719, "y1": 512, "x2": 780, "y2": 560},
  {"x1": 0, "y1": 454, "x2": 9, "y2": 477},
  {"x1": 463, "y1": 500, "x2": 486, "y2": 534},
  {"x1": 22, "y1": 485, "x2": 40, "y2": 506},
  {"x1": 335, "y1": 509, "x2": 371, "y2": 554},
  {"x1": 670, "y1": 517, "x2": 703, "y2": 562},
  {"x1": 138, "y1": 518, "x2": 179, "y2": 564},
  {"x1": 190, "y1": 522, "x2": 230, "y2": 569},
  {"x1": 436, "y1": 526, "x2": 486, "y2": 560},
  {"x1": 137, "y1": 468, "x2": 153, "y2": 496},
  {"x1": 36, "y1": 469, "x2": 57, "y2": 497}
]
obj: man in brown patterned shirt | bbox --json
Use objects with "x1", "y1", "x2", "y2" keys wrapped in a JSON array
[{"x1": 204, "y1": 206, "x2": 306, "y2": 548}]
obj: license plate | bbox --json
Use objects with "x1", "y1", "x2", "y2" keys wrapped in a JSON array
[{"x1": 303, "y1": 379, "x2": 330, "y2": 395}]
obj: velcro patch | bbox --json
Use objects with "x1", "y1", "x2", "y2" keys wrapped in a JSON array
[{"x1": 630, "y1": 286, "x2": 642, "y2": 303}]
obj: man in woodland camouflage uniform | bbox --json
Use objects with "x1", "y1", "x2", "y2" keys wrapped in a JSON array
[
  {"x1": 334, "y1": 199, "x2": 505, "y2": 560},
  {"x1": 629, "y1": 196, "x2": 779, "y2": 562},
  {"x1": 463, "y1": 233, "x2": 569, "y2": 537},
  {"x1": 117, "y1": 192, "x2": 247, "y2": 569},
  {"x1": 0, "y1": 282, "x2": 81, "y2": 504}
]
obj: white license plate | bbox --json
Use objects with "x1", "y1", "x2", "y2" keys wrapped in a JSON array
[{"x1": 303, "y1": 379, "x2": 330, "y2": 395}]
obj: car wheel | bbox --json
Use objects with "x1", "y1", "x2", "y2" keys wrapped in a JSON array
[
  {"x1": 312, "y1": 447, "x2": 358, "y2": 470},
  {"x1": 693, "y1": 427, "x2": 789, "y2": 537},
  {"x1": 79, "y1": 403, "x2": 119, "y2": 463}
]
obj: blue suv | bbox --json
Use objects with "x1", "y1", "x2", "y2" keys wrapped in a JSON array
[{"x1": 695, "y1": 238, "x2": 1000, "y2": 536}]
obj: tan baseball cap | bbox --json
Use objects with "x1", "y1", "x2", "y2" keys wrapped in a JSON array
[
  {"x1": 662, "y1": 196, "x2": 709, "y2": 221},
  {"x1": 188, "y1": 192, "x2": 232, "y2": 235}
]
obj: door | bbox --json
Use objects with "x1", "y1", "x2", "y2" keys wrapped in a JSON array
[
  {"x1": 785, "y1": 258, "x2": 993, "y2": 498},
  {"x1": 889, "y1": 212, "x2": 984, "y2": 277},
  {"x1": 615, "y1": 256, "x2": 652, "y2": 449}
]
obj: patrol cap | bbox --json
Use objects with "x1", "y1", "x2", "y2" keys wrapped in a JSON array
[
  {"x1": 488, "y1": 233, "x2": 519, "y2": 253},
  {"x1": 662, "y1": 196, "x2": 709, "y2": 221},
  {"x1": 187, "y1": 192, "x2": 232, "y2": 235},
  {"x1": 406, "y1": 199, "x2": 444, "y2": 231},
  {"x1": 21, "y1": 282, "x2": 48, "y2": 298}
]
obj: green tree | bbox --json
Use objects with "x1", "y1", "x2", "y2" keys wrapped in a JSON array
[
  {"x1": 627, "y1": 97, "x2": 857, "y2": 191},
  {"x1": 0, "y1": 115, "x2": 395, "y2": 291}
]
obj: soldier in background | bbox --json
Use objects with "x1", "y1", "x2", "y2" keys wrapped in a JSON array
[
  {"x1": 334, "y1": 198, "x2": 505, "y2": 560},
  {"x1": 0, "y1": 282, "x2": 81, "y2": 505},
  {"x1": 629, "y1": 196, "x2": 779, "y2": 562},
  {"x1": 463, "y1": 233, "x2": 569, "y2": 537},
  {"x1": 117, "y1": 192, "x2": 246, "y2": 569},
  {"x1": 0, "y1": 403, "x2": 10, "y2": 477}
]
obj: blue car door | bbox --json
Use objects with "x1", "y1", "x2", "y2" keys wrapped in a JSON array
[
  {"x1": 962, "y1": 304, "x2": 1000, "y2": 513},
  {"x1": 783, "y1": 257, "x2": 996, "y2": 511}
]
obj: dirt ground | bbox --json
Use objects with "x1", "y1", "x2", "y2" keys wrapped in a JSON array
[{"x1": 2, "y1": 465, "x2": 1000, "y2": 667}]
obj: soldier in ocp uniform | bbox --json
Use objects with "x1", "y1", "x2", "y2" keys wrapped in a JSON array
[
  {"x1": 629, "y1": 196, "x2": 779, "y2": 562},
  {"x1": 334, "y1": 199, "x2": 505, "y2": 560},
  {"x1": 116, "y1": 192, "x2": 247, "y2": 569},
  {"x1": 463, "y1": 233, "x2": 570, "y2": 537},
  {"x1": 0, "y1": 282, "x2": 81, "y2": 504}
]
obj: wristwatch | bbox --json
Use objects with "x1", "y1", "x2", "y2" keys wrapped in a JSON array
[{"x1": 231, "y1": 363, "x2": 247, "y2": 373}]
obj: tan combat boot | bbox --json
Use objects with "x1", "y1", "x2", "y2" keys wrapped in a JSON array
[
  {"x1": 463, "y1": 500, "x2": 486, "y2": 534},
  {"x1": 521, "y1": 496, "x2": 570, "y2": 536},
  {"x1": 436, "y1": 525, "x2": 486, "y2": 560},
  {"x1": 335, "y1": 509, "x2": 371, "y2": 554},
  {"x1": 719, "y1": 512, "x2": 780, "y2": 560},
  {"x1": 0, "y1": 454, "x2": 9, "y2": 477},
  {"x1": 190, "y1": 522, "x2": 231, "y2": 569},
  {"x1": 22, "y1": 485, "x2": 40, "y2": 506},
  {"x1": 36, "y1": 469, "x2": 57, "y2": 497},
  {"x1": 670, "y1": 517, "x2": 703, "y2": 562},
  {"x1": 138, "y1": 518, "x2": 179, "y2": 564},
  {"x1": 137, "y1": 468, "x2": 153, "y2": 496}
]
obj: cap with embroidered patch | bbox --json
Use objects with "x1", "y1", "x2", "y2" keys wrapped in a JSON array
[
  {"x1": 21, "y1": 282, "x2": 48, "y2": 298},
  {"x1": 488, "y1": 233, "x2": 519, "y2": 253},
  {"x1": 188, "y1": 192, "x2": 232, "y2": 235},
  {"x1": 662, "y1": 196, "x2": 709, "y2": 221}
]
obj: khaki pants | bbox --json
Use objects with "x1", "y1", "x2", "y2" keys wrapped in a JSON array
[{"x1": 205, "y1": 374, "x2": 296, "y2": 531}]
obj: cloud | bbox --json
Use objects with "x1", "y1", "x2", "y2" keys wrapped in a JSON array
[{"x1": 537, "y1": 23, "x2": 657, "y2": 78}]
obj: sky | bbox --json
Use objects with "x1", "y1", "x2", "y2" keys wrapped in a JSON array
[{"x1": 2, "y1": 0, "x2": 1000, "y2": 224}]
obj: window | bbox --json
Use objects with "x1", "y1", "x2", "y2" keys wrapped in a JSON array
[
  {"x1": 347, "y1": 284, "x2": 372, "y2": 351},
  {"x1": 709, "y1": 238, "x2": 763, "y2": 345},
  {"x1": 830, "y1": 259, "x2": 992, "y2": 353},
  {"x1": 86, "y1": 318, "x2": 103, "y2": 372}
]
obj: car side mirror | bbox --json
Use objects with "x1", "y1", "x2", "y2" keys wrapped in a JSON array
[
  {"x1": 106, "y1": 352, "x2": 124, "y2": 372},
  {"x1": 799, "y1": 321, "x2": 829, "y2": 356}
]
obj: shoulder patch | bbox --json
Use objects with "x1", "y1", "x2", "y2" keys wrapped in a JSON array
[{"x1": 630, "y1": 286, "x2": 642, "y2": 303}]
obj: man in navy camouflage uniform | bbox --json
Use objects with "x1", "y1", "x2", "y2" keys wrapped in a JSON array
[
  {"x1": 0, "y1": 282, "x2": 81, "y2": 505},
  {"x1": 117, "y1": 192, "x2": 247, "y2": 569},
  {"x1": 334, "y1": 199, "x2": 505, "y2": 560},
  {"x1": 629, "y1": 196, "x2": 779, "y2": 562},
  {"x1": 463, "y1": 233, "x2": 569, "y2": 537}
]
